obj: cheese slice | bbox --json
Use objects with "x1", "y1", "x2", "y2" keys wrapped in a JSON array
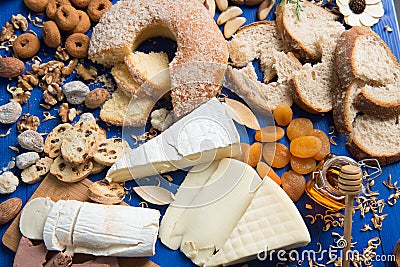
[
  {"x1": 72, "y1": 203, "x2": 160, "y2": 257},
  {"x1": 159, "y1": 158, "x2": 262, "y2": 266},
  {"x1": 19, "y1": 197, "x2": 54, "y2": 240},
  {"x1": 106, "y1": 98, "x2": 241, "y2": 182},
  {"x1": 55, "y1": 200, "x2": 83, "y2": 250},
  {"x1": 43, "y1": 200, "x2": 67, "y2": 251},
  {"x1": 205, "y1": 178, "x2": 311, "y2": 266}
]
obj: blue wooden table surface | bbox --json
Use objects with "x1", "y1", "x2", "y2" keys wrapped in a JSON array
[{"x1": 0, "y1": 0, "x2": 399, "y2": 266}]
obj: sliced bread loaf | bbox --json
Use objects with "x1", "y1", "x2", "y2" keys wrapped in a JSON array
[
  {"x1": 224, "y1": 51, "x2": 301, "y2": 113},
  {"x1": 100, "y1": 88, "x2": 154, "y2": 127},
  {"x1": 335, "y1": 26, "x2": 400, "y2": 118},
  {"x1": 124, "y1": 51, "x2": 171, "y2": 91},
  {"x1": 346, "y1": 114, "x2": 400, "y2": 166},
  {"x1": 276, "y1": 0, "x2": 344, "y2": 62},
  {"x1": 228, "y1": 21, "x2": 287, "y2": 83}
]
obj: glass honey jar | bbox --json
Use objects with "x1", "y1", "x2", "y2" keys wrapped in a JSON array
[{"x1": 305, "y1": 154, "x2": 382, "y2": 210}]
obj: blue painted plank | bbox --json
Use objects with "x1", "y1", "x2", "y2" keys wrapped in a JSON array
[{"x1": 0, "y1": 0, "x2": 399, "y2": 267}]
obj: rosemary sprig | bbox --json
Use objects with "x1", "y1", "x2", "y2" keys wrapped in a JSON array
[{"x1": 276, "y1": 0, "x2": 304, "y2": 20}]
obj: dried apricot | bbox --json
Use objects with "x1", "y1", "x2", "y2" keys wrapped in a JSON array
[
  {"x1": 244, "y1": 142, "x2": 262, "y2": 167},
  {"x1": 273, "y1": 103, "x2": 293, "y2": 126},
  {"x1": 308, "y1": 129, "x2": 330, "y2": 161},
  {"x1": 290, "y1": 136, "x2": 322, "y2": 158},
  {"x1": 281, "y1": 170, "x2": 306, "y2": 202},
  {"x1": 262, "y1": 142, "x2": 290, "y2": 168},
  {"x1": 286, "y1": 118, "x2": 313, "y2": 140},
  {"x1": 255, "y1": 126, "x2": 285, "y2": 142},
  {"x1": 256, "y1": 161, "x2": 281, "y2": 185},
  {"x1": 290, "y1": 156, "x2": 316, "y2": 174}
]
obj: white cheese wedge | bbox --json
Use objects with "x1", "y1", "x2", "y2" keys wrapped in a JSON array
[
  {"x1": 43, "y1": 200, "x2": 67, "y2": 251},
  {"x1": 205, "y1": 178, "x2": 311, "y2": 266},
  {"x1": 55, "y1": 200, "x2": 83, "y2": 250},
  {"x1": 106, "y1": 98, "x2": 241, "y2": 182},
  {"x1": 19, "y1": 197, "x2": 54, "y2": 240},
  {"x1": 159, "y1": 158, "x2": 262, "y2": 266},
  {"x1": 72, "y1": 203, "x2": 160, "y2": 257}
]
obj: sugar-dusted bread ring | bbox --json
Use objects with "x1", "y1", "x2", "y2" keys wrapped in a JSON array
[{"x1": 88, "y1": 0, "x2": 228, "y2": 119}]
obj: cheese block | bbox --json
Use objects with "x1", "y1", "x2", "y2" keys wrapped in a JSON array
[
  {"x1": 205, "y1": 178, "x2": 311, "y2": 266},
  {"x1": 55, "y1": 200, "x2": 83, "y2": 250},
  {"x1": 43, "y1": 200, "x2": 67, "y2": 251},
  {"x1": 106, "y1": 98, "x2": 241, "y2": 182},
  {"x1": 73, "y1": 203, "x2": 160, "y2": 257},
  {"x1": 19, "y1": 197, "x2": 54, "y2": 240},
  {"x1": 159, "y1": 158, "x2": 262, "y2": 266}
]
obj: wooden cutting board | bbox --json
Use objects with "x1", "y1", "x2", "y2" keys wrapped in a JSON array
[{"x1": 2, "y1": 174, "x2": 159, "y2": 267}]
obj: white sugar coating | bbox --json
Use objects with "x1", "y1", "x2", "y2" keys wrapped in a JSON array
[
  {"x1": 0, "y1": 102, "x2": 22, "y2": 124},
  {"x1": 16, "y1": 152, "x2": 40, "y2": 169},
  {"x1": 89, "y1": 0, "x2": 228, "y2": 118},
  {"x1": 62, "y1": 81, "x2": 90, "y2": 105}
]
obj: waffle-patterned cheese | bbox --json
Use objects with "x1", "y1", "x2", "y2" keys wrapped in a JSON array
[{"x1": 205, "y1": 178, "x2": 311, "y2": 266}]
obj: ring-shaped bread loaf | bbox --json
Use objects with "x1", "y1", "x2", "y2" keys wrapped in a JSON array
[{"x1": 88, "y1": 0, "x2": 228, "y2": 119}]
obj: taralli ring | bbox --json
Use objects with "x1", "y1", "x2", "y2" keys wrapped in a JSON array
[
  {"x1": 24, "y1": 0, "x2": 49, "y2": 12},
  {"x1": 46, "y1": 0, "x2": 71, "y2": 20},
  {"x1": 42, "y1": 21, "x2": 61, "y2": 48},
  {"x1": 72, "y1": 10, "x2": 91, "y2": 34},
  {"x1": 13, "y1": 33, "x2": 40, "y2": 59},
  {"x1": 87, "y1": 0, "x2": 112, "y2": 23},
  {"x1": 65, "y1": 33, "x2": 90, "y2": 59},
  {"x1": 55, "y1": 5, "x2": 80, "y2": 31},
  {"x1": 70, "y1": 0, "x2": 90, "y2": 8}
]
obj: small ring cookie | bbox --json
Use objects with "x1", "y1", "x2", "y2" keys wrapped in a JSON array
[
  {"x1": 42, "y1": 21, "x2": 61, "y2": 48},
  {"x1": 87, "y1": 0, "x2": 112, "y2": 23},
  {"x1": 24, "y1": 0, "x2": 49, "y2": 12},
  {"x1": 55, "y1": 5, "x2": 80, "y2": 31},
  {"x1": 72, "y1": 10, "x2": 91, "y2": 34},
  {"x1": 46, "y1": 0, "x2": 71, "y2": 20},
  {"x1": 13, "y1": 33, "x2": 40, "y2": 59},
  {"x1": 70, "y1": 0, "x2": 90, "y2": 8},
  {"x1": 65, "y1": 33, "x2": 90, "y2": 58}
]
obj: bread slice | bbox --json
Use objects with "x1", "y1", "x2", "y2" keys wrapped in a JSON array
[
  {"x1": 124, "y1": 51, "x2": 171, "y2": 93},
  {"x1": 224, "y1": 51, "x2": 301, "y2": 113},
  {"x1": 290, "y1": 35, "x2": 340, "y2": 113},
  {"x1": 111, "y1": 64, "x2": 142, "y2": 98},
  {"x1": 276, "y1": 0, "x2": 344, "y2": 62},
  {"x1": 100, "y1": 88, "x2": 154, "y2": 126},
  {"x1": 228, "y1": 21, "x2": 287, "y2": 83},
  {"x1": 346, "y1": 114, "x2": 400, "y2": 166},
  {"x1": 335, "y1": 26, "x2": 400, "y2": 118}
]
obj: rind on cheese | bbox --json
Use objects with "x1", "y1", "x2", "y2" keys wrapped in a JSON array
[
  {"x1": 72, "y1": 203, "x2": 160, "y2": 257},
  {"x1": 106, "y1": 98, "x2": 241, "y2": 182},
  {"x1": 159, "y1": 158, "x2": 262, "y2": 266},
  {"x1": 19, "y1": 197, "x2": 55, "y2": 240},
  {"x1": 205, "y1": 178, "x2": 311, "y2": 266},
  {"x1": 43, "y1": 200, "x2": 67, "y2": 251},
  {"x1": 55, "y1": 200, "x2": 83, "y2": 248}
]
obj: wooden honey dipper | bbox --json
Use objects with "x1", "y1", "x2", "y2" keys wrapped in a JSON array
[{"x1": 338, "y1": 165, "x2": 363, "y2": 267}]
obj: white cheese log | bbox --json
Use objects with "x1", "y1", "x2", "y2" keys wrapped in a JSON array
[
  {"x1": 106, "y1": 98, "x2": 241, "y2": 182},
  {"x1": 43, "y1": 200, "x2": 67, "y2": 251},
  {"x1": 55, "y1": 200, "x2": 83, "y2": 249},
  {"x1": 205, "y1": 178, "x2": 311, "y2": 266},
  {"x1": 19, "y1": 197, "x2": 54, "y2": 240},
  {"x1": 72, "y1": 203, "x2": 160, "y2": 257},
  {"x1": 159, "y1": 158, "x2": 262, "y2": 266}
]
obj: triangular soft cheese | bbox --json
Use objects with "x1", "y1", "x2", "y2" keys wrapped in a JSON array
[
  {"x1": 205, "y1": 178, "x2": 311, "y2": 266},
  {"x1": 106, "y1": 98, "x2": 241, "y2": 182}
]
